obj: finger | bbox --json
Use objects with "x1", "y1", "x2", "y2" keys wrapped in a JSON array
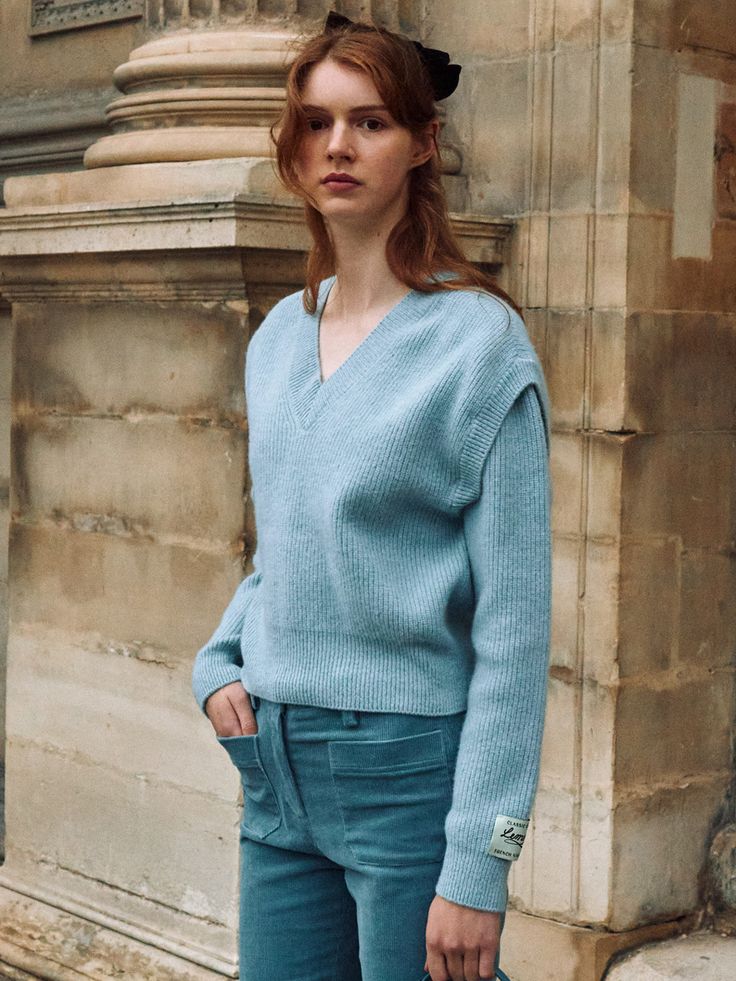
[
  {"x1": 445, "y1": 950, "x2": 465, "y2": 981},
  {"x1": 463, "y1": 948, "x2": 481, "y2": 981},
  {"x1": 212, "y1": 700, "x2": 242, "y2": 737},
  {"x1": 426, "y1": 949, "x2": 448, "y2": 981},
  {"x1": 478, "y1": 945, "x2": 496, "y2": 979},
  {"x1": 230, "y1": 686, "x2": 258, "y2": 735}
]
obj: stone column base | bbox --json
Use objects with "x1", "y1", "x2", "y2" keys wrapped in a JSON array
[
  {"x1": 503, "y1": 909, "x2": 699, "y2": 981},
  {"x1": 0, "y1": 882, "x2": 227, "y2": 981}
]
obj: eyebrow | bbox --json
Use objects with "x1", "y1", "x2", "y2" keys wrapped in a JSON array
[{"x1": 302, "y1": 103, "x2": 389, "y2": 113}]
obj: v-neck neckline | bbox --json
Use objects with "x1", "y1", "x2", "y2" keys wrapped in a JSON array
[
  {"x1": 287, "y1": 277, "x2": 426, "y2": 431},
  {"x1": 316, "y1": 277, "x2": 415, "y2": 387}
]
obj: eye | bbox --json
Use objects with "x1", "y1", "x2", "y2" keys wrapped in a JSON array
[
  {"x1": 359, "y1": 117, "x2": 385, "y2": 132},
  {"x1": 306, "y1": 117, "x2": 327, "y2": 132}
]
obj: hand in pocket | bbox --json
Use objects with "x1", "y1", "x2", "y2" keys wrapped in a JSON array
[{"x1": 204, "y1": 681, "x2": 258, "y2": 737}]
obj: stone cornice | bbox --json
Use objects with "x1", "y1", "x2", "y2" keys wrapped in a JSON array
[{"x1": 0, "y1": 195, "x2": 511, "y2": 267}]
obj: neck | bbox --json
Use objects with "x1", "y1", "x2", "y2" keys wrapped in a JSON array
[{"x1": 325, "y1": 213, "x2": 407, "y2": 314}]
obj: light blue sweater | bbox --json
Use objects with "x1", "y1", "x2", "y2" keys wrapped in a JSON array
[{"x1": 192, "y1": 279, "x2": 552, "y2": 911}]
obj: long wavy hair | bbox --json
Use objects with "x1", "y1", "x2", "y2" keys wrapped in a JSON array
[{"x1": 271, "y1": 18, "x2": 522, "y2": 317}]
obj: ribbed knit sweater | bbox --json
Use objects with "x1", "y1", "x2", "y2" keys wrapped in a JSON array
[{"x1": 192, "y1": 278, "x2": 552, "y2": 912}]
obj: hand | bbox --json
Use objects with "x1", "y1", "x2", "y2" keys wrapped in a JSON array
[
  {"x1": 204, "y1": 681, "x2": 258, "y2": 737},
  {"x1": 424, "y1": 895, "x2": 501, "y2": 981}
]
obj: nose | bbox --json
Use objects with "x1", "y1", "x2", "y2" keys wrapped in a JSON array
[{"x1": 326, "y1": 121, "x2": 354, "y2": 161}]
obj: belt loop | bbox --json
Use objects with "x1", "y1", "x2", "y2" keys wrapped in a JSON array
[
  {"x1": 249, "y1": 691, "x2": 260, "y2": 712},
  {"x1": 341, "y1": 709, "x2": 360, "y2": 728}
]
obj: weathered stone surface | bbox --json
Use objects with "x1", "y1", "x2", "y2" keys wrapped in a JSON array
[
  {"x1": 606, "y1": 932, "x2": 736, "y2": 981},
  {"x1": 615, "y1": 677, "x2": 733, "y2": 787},
  {"x1": 13, "y1": 301, "x2": 248, "y2": 420},
  {"x1": 503, "y1": 907, "x2": 694, "y2": 981},
  {"x1": 466, "y1": 57, "x2": 531, "y2": 216},
  {"x1": 550, "y1": 47, "x2": 596, "y2": 212},
  {"x1": 9, "y1": 522, "x2": 246, "y2": 659},
  {"x1": 621, "y1": 432, "x2": 736, "y2": 548},
  {"x1": 611, "y1": 781, "x2": 730, "y2": 931},
  {"x1": 14, "y1": 413, "x2": 247, "y2": 543},
  {"x1": 0, "y1": 882, "x2": 233, "y2": 979},
  {"x1": 626, "y1": 312, "x2": 736, "y2": 433},
  {"x1": 7, "y1": 624, "x2": 237, "y2": 801}
]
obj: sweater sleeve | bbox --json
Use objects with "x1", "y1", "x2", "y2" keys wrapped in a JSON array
[
  {"x1": 190, "y1": 566, "x2": 262, "y2": 714},
  {"x1": 434, "y1": 382, "x2": 552, "y2": 911}
]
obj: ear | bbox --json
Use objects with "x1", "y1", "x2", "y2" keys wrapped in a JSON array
[{"x1": 410, "y1": 119, "x2": 440, "y2": 168}]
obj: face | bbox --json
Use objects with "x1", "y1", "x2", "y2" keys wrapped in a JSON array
[{"x1": 294, "y1": 57, "x2": 436, "y2": 231}]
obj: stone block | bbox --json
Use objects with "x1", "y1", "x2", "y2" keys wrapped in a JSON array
[
  {"x1": 550, "y1": 431, "x2": 584, "y2": 536},
  {"x1": 578, "y1": 789, "x2": 614, "y2": 923},
  {"x1": 544, "y1": 310, "x2": 586, "y2": 430},
  {"x1": 0, "y1": 399, "x2": 9, "y2": 484},
  {"x1": 0, "y1": 310, "x2": 11, "y2": 403},
  {"x1": 554, "y1": 0, "x2": 598, "y2": 47},
  {"x1": 630, "y1": 45, "x2": 676, "y2": 214},
  {"x1": 467, "y1": 57, "x2": 530, "y2": 216},
  {"x1": 593, "y1": 214, "x2": 628, "y2": 308},
  {"x1": 581, "y1": 679, "x2": 616, "y2": 796},
  {"x1": 601, "y1": 0, "x2": 634, "y2": 43},
  {"x1": 589, "y1": 310, "x2": 627, "y2": 432},
  {"x1": 629, "y1": 216, "x2": 736, "y2": 312},
  {"x1": 615, "y1": 678, "x2": 733, "y2": 788},
  {"x1": 586, "y1": 431, "x2": 624, "y2": 542},
  {"x1": 548, "y1": 216, "x2": 589, "y2": 309},
  {"x1": 677, "y1": 549, "x2": 736, "y2": 672},
  {"x1": 634, "y1": 0, "x2": 736, "y2": 56},
  {"x1": 550, "y1": 48, "x2": 596, "y2": 212},
  {"x1": 526, "y1": 214, "x2": 550, "y2": 308},
  {"x1": 530, "y1": 51, "x2": 554, "y2": 213},
  {"x1": 502, "y1": 905, "x2": 693, "y2": 981},
  {"x1": 9, "y1": 522, "x2": 246, "y2": 659},
  {"x1": 582, "y1": 539, "x2": 621, "y2": 684},
  {"x1": 0, "y1": 502, "x2": 8, "y2": 581},
  {"x1": 626, "y1": 312, "x2": 736, "y2": 434},
  {"x1": 618, "y1": 539, "x2": 679, "y2": 676},
  {"x1": 14, "y1": 413, "x2": 246, "y2": 543},
  {"x1": 539, "y1": 675, "x2": 578, "y2": 792},
  {"x1": 621, "y1": 432, "x2": 736, "y2": 549},
  {"x1": 6, "y1": 624, "x2": 240, "y2": 801},
  {"x1": 550, "y1": 534, "x2": 580, "y2": 674},
  {"x1": 530, "y1": 787, "x2": 576, "y2": 915},
  {"x1": 4, "y1": 739, "x2": 241, "y2": 943},
  {"x1": 596, "y1": 42, "x2": 633, "y2": 213},
  {"x1": 0, "y1": 883, "x2": 230, "y2": 981},
  {"x1": 532, "y1": 0, "x2": 556, "y2": 52},
  {"x1": 611, "y1": 781, "x2": 729, "y2": 930},
  {"x1": 13, "y1": 301, "x2": 248, "y2": 420},
  {"x1": 425, "y1": 0, "x2": 531, "y2": 56},
  {"x1": 607, "y1": 933, "x2": 736, "y2": 981}
]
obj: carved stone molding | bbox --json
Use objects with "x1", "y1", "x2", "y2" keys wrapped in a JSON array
[
  {"x1": 29, "y1": 0, "x2": 144, "y2": 37},
  {"x1": 84, "y1": 31, "x2": 296, "y2": 168}
]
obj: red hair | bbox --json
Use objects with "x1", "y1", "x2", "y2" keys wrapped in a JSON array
[{"x1": 271, "y1": 19, "x2": 523, "y2": 318}]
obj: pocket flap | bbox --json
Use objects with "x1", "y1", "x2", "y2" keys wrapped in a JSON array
[{"x1": 328, "y1": 728, "x2": 446, "y2": 773}]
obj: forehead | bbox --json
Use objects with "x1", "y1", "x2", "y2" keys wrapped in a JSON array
[{"x1": 301, "y1": 58, "x2": 384, "y2": 109}]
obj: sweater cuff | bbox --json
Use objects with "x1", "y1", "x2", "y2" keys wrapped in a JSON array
[
  {"x1": 193, "y1": 665, "x2": 245, "y2": 716},
  {"x1": 435, "y1": 840, "x2": 511, "y2": 912}
]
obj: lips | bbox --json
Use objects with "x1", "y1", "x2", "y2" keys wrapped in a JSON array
[{"x1": 321, "y1": 172, "x2": 361, "y2": 185}]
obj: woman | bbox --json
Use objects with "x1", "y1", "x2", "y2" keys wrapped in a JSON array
[{"x1": 192, "y1": 12, "x2": 551, "y2": 981}]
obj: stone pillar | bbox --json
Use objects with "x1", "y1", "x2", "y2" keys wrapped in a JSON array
[{"x1": 423, "y1": 1, "x2": 736, "y2": 978}]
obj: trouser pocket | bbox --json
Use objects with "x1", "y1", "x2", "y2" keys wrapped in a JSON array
[
  {"x1": 328, "y1": 728, "x2": 453, "y2": 866},
  {"x1": 217, "y1": 734, "x2": 282, "y2": 839}
]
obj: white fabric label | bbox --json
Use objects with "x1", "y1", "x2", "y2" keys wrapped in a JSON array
[{"x1": 487, "y1": 814, "x2": 529, "y2": 861}]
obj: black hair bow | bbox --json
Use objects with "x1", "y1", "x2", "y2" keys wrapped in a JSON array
[{"x1": 324, "y1": 10, "x2": 461, "y2": 101}]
